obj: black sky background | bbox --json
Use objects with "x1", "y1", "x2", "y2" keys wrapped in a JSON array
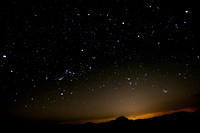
[{"x1": 1, "y1": 0, "x2": 200, "y2": 121}]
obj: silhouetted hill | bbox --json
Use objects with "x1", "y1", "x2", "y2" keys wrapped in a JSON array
[
  {"x1": 115, "y1": 116, "x2": 129, "y2": 121},
  {"x1": 67, "y1": 110, "x2": 200, "y2": 130},
  {"x1": 2, "y1": 110, "x2": 200, "y2": 131}
]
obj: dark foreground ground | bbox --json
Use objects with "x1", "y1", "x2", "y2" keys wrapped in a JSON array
[{"x1": 1, "y1": 110, "x2": 200, "y2": 132}]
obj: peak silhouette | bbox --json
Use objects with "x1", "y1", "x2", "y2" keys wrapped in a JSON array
[{"x1": 115, "y1": 116, "x2": 129, "y2": 121}]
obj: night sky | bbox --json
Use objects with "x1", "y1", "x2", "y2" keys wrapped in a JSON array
[{"x1": 1, "y1": 0, "x2": 200, "y2": 123}]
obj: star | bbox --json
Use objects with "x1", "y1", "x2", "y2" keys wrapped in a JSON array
[
  {"x1": 2, "y1": 54, "x2": 7, "y2": 58},
  {"x1": 163, "y1": 89, "x2": 168, "y2": 94},
  {"x1": 185, "y1": 10, "x2": 189, "y2": 14}
]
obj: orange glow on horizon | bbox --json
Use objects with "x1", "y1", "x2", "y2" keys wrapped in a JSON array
[
  {"x1": 126, "y1": 107, "x2": 196, "y2": 120},
  {"x1": 59, "y1": 107, "x2": 197, "y2": 125}
]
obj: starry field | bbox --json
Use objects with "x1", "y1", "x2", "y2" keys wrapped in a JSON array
[{"x1": 1, "y1": 0, "x2": 200, "y2": 125}]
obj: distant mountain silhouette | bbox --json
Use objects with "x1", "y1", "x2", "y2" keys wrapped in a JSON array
[
  {"x1": 74, "y1": 110, "x2": 200, "y2": 129},
  {"x1": 2, "y1": 110, "x2": 200, "y2": 131},
  {"x1": 115, "y1": 116, "x2": 129, "y2": 121}
]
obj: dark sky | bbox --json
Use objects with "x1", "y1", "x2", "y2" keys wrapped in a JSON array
[{"x1": 1, "y1": 0, "x2": 200, "y2": 123}]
